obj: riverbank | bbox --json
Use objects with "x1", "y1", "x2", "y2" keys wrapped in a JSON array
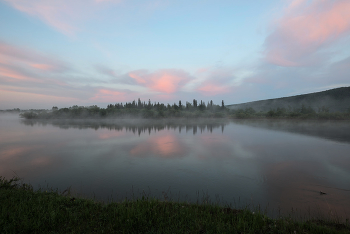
[
  {"x1": 1, "y1": 176, "x2": 349, "y2": 233},
  {"x1": 19, "y1": 109, "x2": 350, "y2": 121}
]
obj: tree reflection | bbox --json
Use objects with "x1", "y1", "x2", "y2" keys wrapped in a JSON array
[{"x1": 21, "y1": 119, "x2": 229, "y2": 136}]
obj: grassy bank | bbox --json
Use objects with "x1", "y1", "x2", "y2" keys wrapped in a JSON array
[{"x1": 1, "y1": 176, "x2": 349, "y2": 234}]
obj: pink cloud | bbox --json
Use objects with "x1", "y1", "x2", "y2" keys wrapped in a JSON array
[
  {"x1": 128, "y1": 69, "x2": 192, "y2": 93},
  {"x1": 265, "y1": 0, "x2": 350, "y2": 66},
  {"x1": 152, "y1": 74, "x2": 183, "y2": 93}
]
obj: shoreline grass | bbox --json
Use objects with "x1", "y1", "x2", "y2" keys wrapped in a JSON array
[{"x1": 1, "y1": 176, "x2": 349, "y2": 233}]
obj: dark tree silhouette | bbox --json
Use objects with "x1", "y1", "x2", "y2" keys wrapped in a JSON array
[
  {"x1": 138, "y1": 98, "x2": 142, "y2": 108},
  {"x1": 193, "y1": 99, "x2": 197, "y2": 107},
  {"x1": 20, "y1": 98, "x2": 239, "y2": 120}
]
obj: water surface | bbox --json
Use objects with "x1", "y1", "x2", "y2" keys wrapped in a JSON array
[{"x1": 1, "y1": 114, "x2": 350, "y2": 221}]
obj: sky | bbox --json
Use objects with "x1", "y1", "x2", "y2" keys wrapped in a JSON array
[{"x1": 0, "y1": 0, "x2": 350, "y2": 109}]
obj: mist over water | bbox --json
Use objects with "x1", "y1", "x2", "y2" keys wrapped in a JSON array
[{"x1": 1, "y1": 114, "x2": 350, "y2": 221}]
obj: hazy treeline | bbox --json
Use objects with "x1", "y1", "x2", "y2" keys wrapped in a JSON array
[
  {"x1": 0, "y1": 108, "x2": 48, "y2": 114},
  {"x1": 232, "y1": 104, "x2": 350, "y2": 120},
  {"x1": 0, "y1": 108, "x2": 21, "y2": 113},
  {"x1": 20, "y1": 99, "x2": 228, "y2": 119},
  {"x1": 19, "y1": 98, "x2": 350, "y2": 120},
  {"x1": 228, "y1": 86, "x2": 350, "y2": 113}
]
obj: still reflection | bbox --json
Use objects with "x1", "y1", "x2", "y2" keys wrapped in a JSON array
[
  {"x1": 21, "y1": 119, "x2": 228, "y2": 136},
  {"x1": 0, "y1": 116, "x2": 349, "y2": 222}
]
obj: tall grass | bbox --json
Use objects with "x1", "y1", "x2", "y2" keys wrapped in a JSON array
[{"x1": 1, "y1": 176, "x2": 349, "y2": 233}]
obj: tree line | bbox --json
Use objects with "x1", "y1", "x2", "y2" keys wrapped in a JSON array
[
  {"x1": 20, "y1": 99, "x2": 228, "y2": 119},
  {"x1": 20, "y1": 99, "x2": 350, "y2": 120}
]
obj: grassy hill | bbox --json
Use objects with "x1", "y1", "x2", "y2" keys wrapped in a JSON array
[{"x1": 227, "y1": 87, "x2": 350, "y2": 113}]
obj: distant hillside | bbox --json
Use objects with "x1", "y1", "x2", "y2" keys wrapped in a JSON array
[{"x1": 227, "y1": 87, "x2": 350, "y2": 113}]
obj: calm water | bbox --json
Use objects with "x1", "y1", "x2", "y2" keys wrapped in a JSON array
[{"x1": 1, "y1": 114, "x2": 350, "y2": 221}]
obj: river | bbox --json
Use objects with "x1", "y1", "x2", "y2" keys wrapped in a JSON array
[{"x1": 1, "y1": 113, "x2": 349, "y2": 221}]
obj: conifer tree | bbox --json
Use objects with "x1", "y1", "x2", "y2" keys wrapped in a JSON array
[{"x1": 138, "y1": 98, "x2": 142, "y2": 108}]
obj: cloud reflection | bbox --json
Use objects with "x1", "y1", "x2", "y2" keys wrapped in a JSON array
[{"x1": 130, "y1": 134, "x2": 185, "y2": 158}]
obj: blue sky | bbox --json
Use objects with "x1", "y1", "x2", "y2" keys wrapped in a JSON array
[{"x1": 1, "y1": 0, "x2": 350, "y2": 109}]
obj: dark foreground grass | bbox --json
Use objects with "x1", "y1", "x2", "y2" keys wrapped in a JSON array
[{"x1": 1, "y1": 176, "x2": 349, "y2": 234}]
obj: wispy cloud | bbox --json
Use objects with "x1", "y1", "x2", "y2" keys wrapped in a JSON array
[
  {"x1": 197, "y1": 83, "x2": 231, "y2": 96},
  {"x1": 0, "y1": 40, "x2": 108, "y2": 108},
  {"x1": 0, "y1": 40, "x2": 76, "y2": 98},
  {"x1": 321, "y1": 55, "x2": 350, "y2": 85},
  {"x1": 196, "y1": 67, "x2": 236, "y2": 96},
  {"x1": 144, "y1": 0, "x2": 170, "y2": 12},
  {"x1": 0, "y1": 40, "x2": 71, "y2": 73},
  {"x1": 4, "y1": 0, "x2": 79, "y2": 36},
  {"x1": 94, "y1": 0, "x2": 122, "y2": 3},
  {"x1": 0, "y1": 88, "x2": 82, "y2": 109},
  {"x1": 0, "y1": 65, "x2": 40, "y2": 82},
  {"x1": 264, "y1": 0, "x2": 350, "y2": 67},
  {"x1": 95, "y1": 64, "x2": 121, "y2": 79},
  {"x1": 90, "y1": 88, "x2": 130, "y2": 103},
  {"x1": 30, "y1": 64, "x2": 59, "y2": 72},
  {"x1": 3, "y1": 0, "x2": 123, "y2": 36}
]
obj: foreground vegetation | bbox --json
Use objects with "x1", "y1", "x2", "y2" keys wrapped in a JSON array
[{"x1": 1, "y1": 176, "x2": 349, "y2": 234}]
